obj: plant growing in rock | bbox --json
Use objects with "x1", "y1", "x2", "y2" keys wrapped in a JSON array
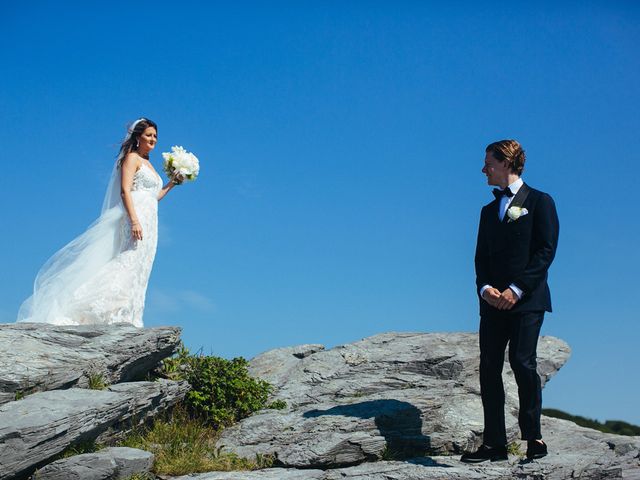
[
  {"x1": 15, "y1": 373, "x2": 36, "y2": 400},
  {"x1": 119, "y1": 405, "x2": 262, "y2": 475},
  {"x1": 87, "y1": 372, "x2": 108, "y2": 390},
  {"x1": 159, "y1": 345, "x2": 273, "y2": 428},
  {"x1": 158, "y1": 344, "x2": 191, "y2": 380},
  {"x1": 381, "y1": 446, "x2": 399, "y2": 461},
  {"x1": 254, "y1": 452, "x2": 276, "y2": 468},
  {"x1": 121, "y1": 473, "x2": 154, "y2": 480},
  {"x1": 507, "y1": 441, "x2": 525, "y2": 458},
  {"x1": 55, "y1": 440, "x2": 102, "y2": 460},
  {"x1": 266, "y1": 399, "x2": 287, "y2": 410}
]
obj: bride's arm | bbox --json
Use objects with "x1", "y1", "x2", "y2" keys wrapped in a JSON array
[
  {"x1": 157, "y1": 172, "x2": 184, "y2": 201},
  {"x1": 157, "y1": 181, "x2": 176, "y2": 202},
  {"x1": 121, "y1": 154, "x2": 143, "y2": 241}
]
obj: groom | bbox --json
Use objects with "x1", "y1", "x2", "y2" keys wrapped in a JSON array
[{"x1": 461, "y1": 140, "x2": 559, "y2": 463}]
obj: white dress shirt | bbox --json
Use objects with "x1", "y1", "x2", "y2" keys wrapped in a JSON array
[
  {"x1": 499, "y1": 177, "x2": 523, "y2": 221},
  {"x1": 480, "y1": 177, "x2": 524, "y2": 301}
]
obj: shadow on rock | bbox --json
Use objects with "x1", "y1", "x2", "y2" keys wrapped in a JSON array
[
  {"x1": 304, "y1": 399, "x2": 435, "y2": 461},
  {"x1": 407, "y1": 456, "x2": 454, "y2": 468}
]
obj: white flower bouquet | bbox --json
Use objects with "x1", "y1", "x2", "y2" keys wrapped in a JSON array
[{"x1": 162, "y1": 146, "x2": 200, "y2": 183}]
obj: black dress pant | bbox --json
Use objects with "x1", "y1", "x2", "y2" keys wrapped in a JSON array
[{"x1": 479, "y1": 310, "x2": 544, "y2": 446}]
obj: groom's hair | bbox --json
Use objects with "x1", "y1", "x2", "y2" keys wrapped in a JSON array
[{"x1": 486, "y1": 140, "x2": 525, "y2": 176}]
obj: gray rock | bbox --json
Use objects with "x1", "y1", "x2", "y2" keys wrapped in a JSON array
[
  {"x1": 0, "y1": 323, "x2": 181, "y2": 402},
  {"x1": 167, "y1": 469, "x2": 325, "y2": 480},
  {"x1": 0, "y1": 392, "x2": 14, "y2": 404},
  {"x1": 216, "y1": 332, "x2": 570, "y2": 468},
  {"x1": 167, "y1": 417, "x2": 640, "y2": 480},
  {"x1": 0, "y1": 380, "x2": 188, "y2": 480},
  {"x1": 33, "y1": 447, "x2": 153, "y2": 480}
]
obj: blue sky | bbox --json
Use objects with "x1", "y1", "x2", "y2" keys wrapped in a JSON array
[{"x1": 1, "y1": 2, "x2": 639, "y2": 424}]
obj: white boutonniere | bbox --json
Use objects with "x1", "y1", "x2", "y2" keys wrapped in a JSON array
[{"x1": 507, "y1": 206, "x2": 528, "y2": 222}]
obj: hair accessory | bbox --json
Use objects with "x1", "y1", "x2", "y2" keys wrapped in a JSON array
[
  {"x1": 123, "y1": 117, "x2": 146, "y2": 142},
  {"x1": 127, "y1": 117, "x2": 146, "y2": 133}
]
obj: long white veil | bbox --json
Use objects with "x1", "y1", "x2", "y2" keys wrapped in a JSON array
[{"x1": 17, "y1": 120, "x2": 144, "y2": 324}]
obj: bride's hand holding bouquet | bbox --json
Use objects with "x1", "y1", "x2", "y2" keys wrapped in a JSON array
[{"x1": 162, "y1": 146, "x2": 200, "y2": 186}]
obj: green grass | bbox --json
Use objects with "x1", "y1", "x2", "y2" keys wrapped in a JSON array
[
  {"x1": 54, "y1": 440, "x2": 102, "y2": 460},
  {"x1": 87, "y1": 372, "x2": 108, "y2": 390},
  {"x1": 121, "y1": 474, "x2": 154, "y2": 480},
  {"x1": 265, "y1": 399, "x2": 287, "y2": 410},
  {"x1": 507, "y1": 441, "x2": 524, "y2": 458},
  {"x1": 118, "y1": 405, "x2": 273, "y2": 476},
  {"x1": 381, "y1": 446, "x2": 404, "y2": 461}
]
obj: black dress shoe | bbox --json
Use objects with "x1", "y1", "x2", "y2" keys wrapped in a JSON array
[
  {"x1": 460, "y1": 444, "x2": 508, "y2": 463},
  {"x1": 526, "y1": 440, "x2": 548, "y2": 459}
]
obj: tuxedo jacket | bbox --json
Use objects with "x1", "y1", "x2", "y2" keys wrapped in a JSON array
[{"x1": 475, "y1": 182, "x2": 559, "y2": 316}]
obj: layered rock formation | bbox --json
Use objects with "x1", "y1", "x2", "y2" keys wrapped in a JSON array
[
  {"x1": 33, "y1": 447, "x2": 154, "y2": 480},
  {"x1": 172, "y1": 416, "x2": 640, "y2": 479},
  {"x1": 0, "y1": 323, "x2": 185, "y2": 480},
  {"x1": 0, "y1": 323, "x2": 181, "y2": 402},
  {"x1": 215, "y1": 332, "x2": 569, "y2": 466},
  {"x1": 1, "y1": 325, "x2": 638, "y2": 480},
  {"x1": 200, "y1": 332, "x2": 639, "y2": 479}
]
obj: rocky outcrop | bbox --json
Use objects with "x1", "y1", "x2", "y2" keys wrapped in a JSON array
[
  {"x1": 215, "y1": 332, "x2": 570, "y2": 468},
  {"x1": 166, "y1": 415, "x2": 640, "y2": 479},
  {"x1": 168, "y1": 332, "x2": 638, "y2": 480},
  {"x1": 0, "y1": 379, "x2": 188, "y2": 480},
  {"x1": 0, "y1": 323, "x2": 186, "y2": 480},
  {"x1": 32, "y1": 447, "x2": 154, "y2": 480},
  {"x1": 0, "y1": 323, "x2": 181, "y2": 402},
  {"x1": 3, "y1": 326, "x2": 637, "y2": 480},
  {"x1": 170, "y1": 416, "x2": 640, "y2": 479},
  {"x1": 173, "y1": 417, "x2": 640, "y2": 480}
]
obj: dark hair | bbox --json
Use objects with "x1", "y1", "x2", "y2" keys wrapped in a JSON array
[
  {"x1": 116, "y1": 118, "x2": 158, "y2": 167},
  {"x1": 485, "y1": 139, "x2": 525, "y2": 176}
]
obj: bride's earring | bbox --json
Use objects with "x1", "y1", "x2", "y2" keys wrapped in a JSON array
[{"x1": 136, "y1": 140, "x2": 139, "y2": 148}]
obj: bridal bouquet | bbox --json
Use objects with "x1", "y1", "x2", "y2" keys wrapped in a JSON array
[{"x1": 162, "y1": 146, "x2": 200, "y2": 183}]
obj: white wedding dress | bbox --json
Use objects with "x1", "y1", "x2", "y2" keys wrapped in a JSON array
[{"x1": 17, "y1": 164, "x2": 162, "y2": 327}]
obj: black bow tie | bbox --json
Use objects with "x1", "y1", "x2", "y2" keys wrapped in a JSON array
[{"x1": 492, "y1": 188, "x2": 514, "y2": 200}]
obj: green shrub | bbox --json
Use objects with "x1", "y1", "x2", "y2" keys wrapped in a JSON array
[
  {"x1": 160, "y1": 346, "x2": 273, "y2": 428},
  {"x1": 542, "y1": 408, "x2": 640, "y2": 436}
]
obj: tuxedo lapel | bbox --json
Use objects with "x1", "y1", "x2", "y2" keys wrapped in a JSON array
[{"x1": 502, "y1": 183, "x2": 531, "y2": 224}]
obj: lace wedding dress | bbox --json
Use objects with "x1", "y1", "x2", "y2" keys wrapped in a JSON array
[{"x1": 17, "y1": 164, "x2": 162, "y2": 327}]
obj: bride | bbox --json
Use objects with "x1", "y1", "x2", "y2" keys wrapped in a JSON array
[{"x1": 17, "y1": 118, "x2": 182, "y2": 327}]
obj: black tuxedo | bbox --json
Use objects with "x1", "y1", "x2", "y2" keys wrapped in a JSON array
[
  {"x1": 474, "y1": 182, "x2": 559, "y2": 446},
  {"x1": 475, "y1": 183, "x2": 559, "y2": 315}
]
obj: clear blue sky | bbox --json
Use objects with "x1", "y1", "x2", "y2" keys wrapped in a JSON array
[{"x1": 1, "y1": 1, "x2": 639, "y2": 424}]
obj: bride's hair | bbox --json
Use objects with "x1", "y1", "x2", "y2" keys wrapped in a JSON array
[{"x1": 116, "y1": 118, "x2": 158, "y2": 167}]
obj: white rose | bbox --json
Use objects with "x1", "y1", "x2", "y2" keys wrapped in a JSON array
[{"x1": 507, "y1": 206, "x2": 528, "y2": 221}]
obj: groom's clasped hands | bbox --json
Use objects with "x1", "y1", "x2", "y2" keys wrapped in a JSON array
[{"x1": 481, "y1": 287, "x2": 519, "y2": 310}]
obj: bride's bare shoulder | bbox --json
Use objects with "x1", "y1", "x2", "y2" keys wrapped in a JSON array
[{"x1": 122, "y1": 152, "x2": 142, "y2": 169}]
